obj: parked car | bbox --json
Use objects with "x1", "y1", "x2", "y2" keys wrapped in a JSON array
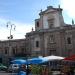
[
  {"x1": 7, "y1": 64, "x2": 20, "y2": 72},
  {"x1": 0, "y1": 63, "x2": 7, "y2": 71}
]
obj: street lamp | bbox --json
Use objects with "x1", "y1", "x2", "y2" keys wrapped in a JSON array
[
  {"x1": 6, "y1": 21, "x2": 16, "y2": 40},
  {"x1": 6, "y1": 21, "x2": 16, "y2": 56}
]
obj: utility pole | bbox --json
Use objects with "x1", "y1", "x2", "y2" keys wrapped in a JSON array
[{"x1": 6, "y1": 21, "x2": 16, "y2": 57}]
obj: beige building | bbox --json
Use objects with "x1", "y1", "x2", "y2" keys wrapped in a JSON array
[
  {"x1": 0, "y1": 39, "x2": 28, "y2": 64},
  {"x1": 0, "y1": 6, "x2": 75, "y2": 64}
]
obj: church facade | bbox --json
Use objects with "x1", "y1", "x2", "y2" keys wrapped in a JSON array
[{"x1": 25, "y1": 6, "x2": 75, "y2": 57}]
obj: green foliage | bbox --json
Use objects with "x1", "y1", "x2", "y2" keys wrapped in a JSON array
[{"x1": 31, "y1": 65, "x2": 42, "y2": 74}]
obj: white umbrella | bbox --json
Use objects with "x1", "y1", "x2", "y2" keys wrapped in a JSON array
[
  {"x1": 43, "y1": 55, "x2": 64, "y2": 61},
  {"x1": 43, "y1": 55, "x2": 64, "y2": 69}
]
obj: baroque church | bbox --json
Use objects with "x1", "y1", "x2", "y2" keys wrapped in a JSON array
[
  {"x1": 0, "y1": 6, "x2": 75, "y2": 64},
  {"x1": 25, "y1": 6, "x2": 75, "y2": 57}
]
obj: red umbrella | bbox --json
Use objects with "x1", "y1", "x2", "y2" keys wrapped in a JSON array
[{"x1": 64, "y1": 55, "x2": 75, "y2": 61}]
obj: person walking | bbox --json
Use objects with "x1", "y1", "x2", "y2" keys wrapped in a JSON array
[
  {"x1": 26, "y1": 65, "x2": 32, "y2": 75},
  {"x1": 18, "y1": 64, "x2": 26, "y2": 75}
]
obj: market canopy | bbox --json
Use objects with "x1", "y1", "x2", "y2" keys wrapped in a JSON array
[
  {"x1": 11, "y1": 56, "x2": 46, "y2": 65},
  {"x1": 27, "y1": 57, "x2": 46, "y2": 64},
  {"x1": 43, "y1": 55, "x2": 64, "y2": 61},
  {"x1": 11, "y1": 59, "x2": 26, "y2": 64},
  {"x1": 11, "y1": 55, "x2": 64, "y2": 65},
  {"x1": 64, "y1": 54, "x2": 75, "y2": 61}
]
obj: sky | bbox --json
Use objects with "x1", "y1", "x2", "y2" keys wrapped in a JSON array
[{"x1": 0, "y1": 0, "x2": 75, "y2": 40}]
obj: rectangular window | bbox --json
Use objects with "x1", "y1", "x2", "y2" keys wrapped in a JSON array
[
  {"x1": 5, "y1": 47, "x2": 8, "y2": 54},
  {"x1": 48, "y1": 19, "x2": 54, "y2": 28},
  {"x1": 67, "y1": 37, "x2": 71, "y2": 44},
  {"x1": 5, "y1": 49, "x2": 7, "y2": 54},
  {"x1": 12, "y1": 48, "x2": 16, "y2": 54},
  {"x1": 36, "y1": 21, "x2": 39, "y2": 27},
  {"x1": 36, "y1": 41, "x2": 39, "y2": 48},
  {"x1": 49, "y1": 35, "x2": 54, "y2": 43}
]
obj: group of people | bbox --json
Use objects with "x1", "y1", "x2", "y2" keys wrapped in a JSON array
[{"x1": 18, "y1": 64, "x2": 32, "y2": 75}]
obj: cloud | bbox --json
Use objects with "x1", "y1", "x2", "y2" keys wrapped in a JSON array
[
  {"x1": 60, "y1": 0, "x2": 75, "y2": 18},
  {"x1": 0, "y1": 18, "x2": 35, "y2": 40},
  {"x1": 13, "y1": 22, "x2": 35, "y2": 39}
]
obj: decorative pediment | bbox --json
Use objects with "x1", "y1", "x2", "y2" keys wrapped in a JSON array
[
  {"x1": 39, "y1": 6, "x2": 62, "y2": 17},
  {"x1": 45, "y1": 9, "x2": 56, "y2": 14}
]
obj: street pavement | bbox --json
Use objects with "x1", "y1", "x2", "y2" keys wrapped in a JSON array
[{"x1": 0, "y1": 71, "x2": 17, "y2": 75}]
